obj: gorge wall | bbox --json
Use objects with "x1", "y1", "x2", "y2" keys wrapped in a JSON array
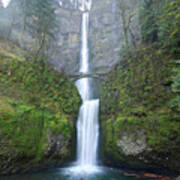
[{"x1": 0, "y1": 0, "x2": 139, "y2": 75}]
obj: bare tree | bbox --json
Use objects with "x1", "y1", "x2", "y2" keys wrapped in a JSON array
[{"x1": 117, "y1": 0, "x2": 138, "y2": 49}]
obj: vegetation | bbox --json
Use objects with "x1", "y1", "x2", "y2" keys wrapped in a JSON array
[
  {"x1": 17, "y1": 0, "x2": 57, "y2": 58},
  {"x1": 171, "y1": 60, "x2": 180, "y2": 111},
  {"x1": 100, "y1": 0, "x2": 180, "y2": 170},
  {"x1": 0, "y1": 40, "x2": 81, "y2": 162},
  {"x1": 0, "y1": 0, "x2": 179, "y2": 173},
  {"x1": 100, "y1": 44, "x2": 180, "y2": 169},
  {"x1": 0, "y1": 0, "x2": 57, "y2": 59}
]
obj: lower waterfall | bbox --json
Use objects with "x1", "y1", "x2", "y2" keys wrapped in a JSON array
[{"x1": 76, "y1": 80, "x2": 100, "y2": 168}]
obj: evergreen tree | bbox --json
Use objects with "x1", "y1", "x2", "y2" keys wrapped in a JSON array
[
  {"x1": 171, "y1": 60, "x2": 180, "y2": 112},
  {"x1": 159, "y1": 0, "x2": 180, "y2": 49},
  {"x1": 139, "y1": 0, "x2": 163, "y2": 43},
  {"x1": 17, "y1": 0, "x2": 57, "y2": 58}
]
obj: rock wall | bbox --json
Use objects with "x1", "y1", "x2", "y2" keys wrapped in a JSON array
[
  {"x1": 0, "y1": 0, "x2": 139, "y2": 75},
  {"x1": 89, "y1": 0, "x2": 120, "y2": 73}
]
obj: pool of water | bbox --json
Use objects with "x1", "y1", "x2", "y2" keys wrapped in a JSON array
[{"x1": 0, "y1": 166, "x2": 157, "y2": 180}]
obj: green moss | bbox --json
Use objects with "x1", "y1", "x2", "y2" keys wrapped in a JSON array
[
  {"x1": 0, "y1": 45, "x2": 81, "y2": 162},
  {"x1": 100, "y1": 45, "x2": 180, "y2": 164}
]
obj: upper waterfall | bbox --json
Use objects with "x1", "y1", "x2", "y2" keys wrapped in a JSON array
[
  {"x1": 59, "y1": 0, "x2": 92, "y2": 11},
  {"x1": 79, "y1": 12, "x2": 89, "y2": 73}
]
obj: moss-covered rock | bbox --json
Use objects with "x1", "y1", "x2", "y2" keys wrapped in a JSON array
[
  {"x1": 100, "y1": 45, "x2": 180, "y2": 172},
  {"x1": 0, "y1": 40, "x2": 81, "y2": 175}
]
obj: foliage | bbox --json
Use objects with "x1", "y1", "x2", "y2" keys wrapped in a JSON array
[
  {"x1": 100, "y1": 45, "x2": 180, "y2": 164},
  {"x1": 138, "y1": 0, "x2": 180, "y2": 48},
  {"x1": 158, "y1": 0, "x2": 180, "y2": 49},
  {"x1": 0, "y1": 99, "x2": 73, "y2": 160},
  {"x1": 138, "y1": 0, "x2": 163, "y2": 43},
  {"x1": 0, "y1": 58, "x2": 80, "y2": 116},
  {"x1": 0, "y1": 100, "x2": 45, "y2": 159},
  {"x1": 101, "y1": 0, "x2": 180, "y2": 168},
  {"x1": 0, "y1": 52, "x2": 81, "y2": 161},
  {"x1": 170, "y1": 60, "x2": 180, "y2": 111}
]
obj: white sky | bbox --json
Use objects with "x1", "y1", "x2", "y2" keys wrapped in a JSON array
[{"x1": 1, "y1": 0, "x2": 11, "y2": 8}]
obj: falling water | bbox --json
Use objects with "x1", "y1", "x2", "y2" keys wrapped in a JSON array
[{"x1": 74, "y1": 0, "x2": 100, "y2": 172}]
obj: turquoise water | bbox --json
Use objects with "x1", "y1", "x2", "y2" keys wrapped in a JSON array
[{"x1": 0, "y1": 167, "x2": 155, "y2": 180}]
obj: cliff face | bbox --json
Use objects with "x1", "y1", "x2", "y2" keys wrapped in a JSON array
[
  {"x1": 0, "y1": 0, "x2": 139, "y2": 75},
  {"x1": 100, "y1": 45, "x2": 180, "y2": 172},
  {"x1": 53, "y1": 0, "x2": 123, "y2": 74}
]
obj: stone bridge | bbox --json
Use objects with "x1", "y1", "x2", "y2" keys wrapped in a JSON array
[{"x1": 70, "y1": 72, "x2": 106, "y2": 81}]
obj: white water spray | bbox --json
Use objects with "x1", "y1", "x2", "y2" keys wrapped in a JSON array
[{"x1": 0, "y1": 0, "x2": 11, "y2": 8}]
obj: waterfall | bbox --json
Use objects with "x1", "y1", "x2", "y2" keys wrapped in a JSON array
[
  {"x1": 79, "y1": 12, "x2": 89, "y2": 74},
  {"x1": 74, "y1": 0, "x2": 100, "y2": 171},
  {"x1": 75, "y1": 99, "x2": 99, "y2": 167}
]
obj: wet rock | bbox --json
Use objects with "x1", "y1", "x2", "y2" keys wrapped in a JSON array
[
  {"x1": 175, "y1": 176, "x2": 180, "y2": 180},
  {"x1": 158, "y1": 176, "x2": 171, "y2": 180},
  {"x1": 124, "y1": 172, "x2": 140, "y2": 177},
  {"x1": 44, "y1": 130, "x2": 70, "y2": 158},
  {"x1": 116, "y1": 131, "x2": 147, "y2": 156},
  {"x1": 0, "y1": 130, "x2": 72, "y2": 175},
  {"x1": 143, "y1": 173, "x2": 162, "y2": 178}
]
